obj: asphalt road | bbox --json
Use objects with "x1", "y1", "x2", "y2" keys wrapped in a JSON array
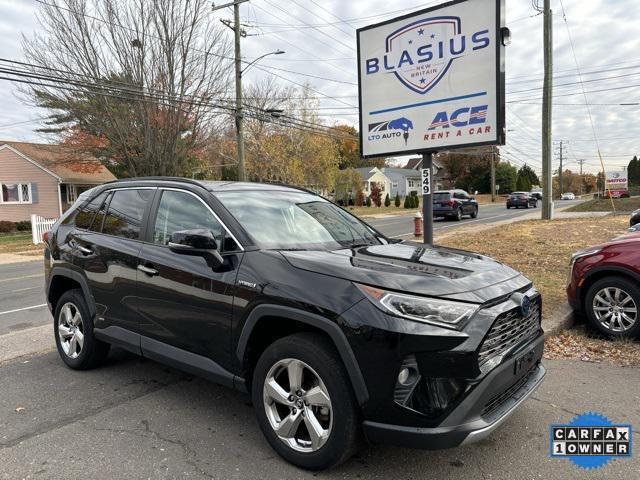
[
  {"x1": 0, "y1": 351, "x2": 637, "y2": 479},
  {"x1": 366, "y1": 199, "x2": 584, "y2": 238},
  {"x1": 0, "y1": 260, "x2": 48, "y2": 335}
]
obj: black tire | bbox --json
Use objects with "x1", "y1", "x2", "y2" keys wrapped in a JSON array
[
  {"x1": 584, "y1": 277, "x2": 640, "y2": 338},
  {"x1": 53, "y1": 289, "x2": 110, "y2": 370},
  {"x1": 506, "y1": 205, "x2": 510, "y2": 209},
  {"x1": 455, "y1": 207, "x2": 463, "y2": 221},
  {"x1": 252, "y1": 333, "x2": 360, "y2": 470},
  {"x1": 470, "y1": 206, "x2": 478, "y2": 218}
]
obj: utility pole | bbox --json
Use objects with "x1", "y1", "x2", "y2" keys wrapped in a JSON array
[
  {"x1": 491, "y1": 147, "x2": 496, "y2": 202},
  {"x1": 558, "y1": 140, "x2": 563, "y2": 195},
  {"x1": 540, "y1": 0, "x2": 553, "y2": 219},
  {"x1": 213, "y1": 0, "x2": 249, "y2": 181},
  {"x1": 577, "y1": 159, "x2": 586, "y2": 195},
  {"x1": 233, "y1": 1, "x2": 245, "y2": 181}
]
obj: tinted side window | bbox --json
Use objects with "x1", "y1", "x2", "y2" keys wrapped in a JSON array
[
  {"x1": 90, "y1": 192, "x2": 112, "y2": 232},
  {"x1": 453, "y1": 192, "x2": 465, "y2": 200},
  {"x1": 73, "y1": 192, "x2": 108, "y2": 229},
  {"x1": 153, "y1": 190, "x2": 238, "y2": 252},
  {"x1": 102, "y1": 189, "x2": 153, "y2": 239}
]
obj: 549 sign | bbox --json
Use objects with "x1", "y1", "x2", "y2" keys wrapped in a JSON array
[{"x1": 421, "y1": 168, "x2": 431, "y2": 195}]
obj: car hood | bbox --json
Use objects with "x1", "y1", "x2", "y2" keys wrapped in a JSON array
[{"x1": 279, "y1": 242, "x2": 530, "y2": 303}]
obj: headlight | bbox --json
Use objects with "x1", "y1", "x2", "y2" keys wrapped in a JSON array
[
  {"x1": 355, "y1": 283, "x2": 479, "y2": 329},
  {"x1": 570, "y1": 248, "x2": 602, "y2": 265},
  {"x1": 567, "y1": 248, "x2": 602, "y2": 285}
]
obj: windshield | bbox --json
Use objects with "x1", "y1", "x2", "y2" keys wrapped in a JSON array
[{"x1": 216, "y1": 190, "x2": 381, "y2": 250}]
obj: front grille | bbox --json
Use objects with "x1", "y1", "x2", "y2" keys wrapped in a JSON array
[
  {"x1": 478, "y1": 296, "x2": 541, "y2": 368},
  {"x1": 482, "y1": 366, "x2": 537, "y2": 418}
]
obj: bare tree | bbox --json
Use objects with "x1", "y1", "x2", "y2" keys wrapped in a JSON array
[{"x1": 22, "y1": 0, "x2": 232, "y2": 177}]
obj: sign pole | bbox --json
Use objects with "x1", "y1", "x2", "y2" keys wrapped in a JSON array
[{"x1": 422, "y1": 152, "x2": 434, "y2": 245}]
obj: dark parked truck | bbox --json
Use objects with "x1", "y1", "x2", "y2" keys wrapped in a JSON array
[{"x1": 44, "y1": 178, "x2": 545, "y2": 470}]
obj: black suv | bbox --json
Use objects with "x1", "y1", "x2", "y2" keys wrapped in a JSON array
[
  {"x1": 432, "y1": 190, "x2": 478, "y2": 221},
  {"x1": 44, "y1": 178, "x2": 545, "y2": 470}
]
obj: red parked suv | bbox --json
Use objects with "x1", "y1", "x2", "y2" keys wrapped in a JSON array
[{"x1": 567, "y1": 232, "x2": 640, "y2": 338}]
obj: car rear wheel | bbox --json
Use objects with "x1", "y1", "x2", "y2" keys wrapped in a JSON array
[
  {"x1": 54, "y1": 289, "x2": 110, "y2": 369},
  {"x1": 252, "y1": 333, "x2": 359, "y2": 470},
  {"x1": 455, "y1": 207, "x2": 463, "y2": 221},
  {"x1": 585, "y1": 277, "x2": 640, "y2": 338}
]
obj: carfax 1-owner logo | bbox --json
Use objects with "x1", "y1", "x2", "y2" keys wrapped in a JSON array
[{"x1": 550, "y1": 412, "x2": 633, "y2": 470}]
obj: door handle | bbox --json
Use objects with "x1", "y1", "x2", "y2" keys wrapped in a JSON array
[
  {"x1": 137, "y1": 264, "x2": 159, "y2": 276},
  {"x1": 77, "y1": 244, "x2": 93, "y2": 255}
]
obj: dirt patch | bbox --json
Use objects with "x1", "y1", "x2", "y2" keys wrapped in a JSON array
[
  {"x1": 439, "y1": 215, "x2": 630, "y2": 318},
  {"x1": 544, "y1": 325, "x2": 640, "y2": 367}
]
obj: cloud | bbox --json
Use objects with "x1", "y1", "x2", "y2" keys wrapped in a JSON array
[{"x1": 0, "y1": 0, "x2": 638, "y2": 173}]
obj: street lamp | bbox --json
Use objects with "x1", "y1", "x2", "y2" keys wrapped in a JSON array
[
  {"x1": 235, "y1": 49, "x2": 284, "y2": 181},
  {"x1": 241, "y1": 49, "x2": 285, "y2": 75}
]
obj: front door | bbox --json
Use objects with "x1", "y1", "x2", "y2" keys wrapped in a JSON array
[{"x1": 135, "y1": 189, "x2": 243, "y2": 371}]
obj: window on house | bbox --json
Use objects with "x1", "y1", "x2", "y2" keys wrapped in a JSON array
[
  {"x1": 66, "y1": 185, "x2": 77, "y2": 203},
  {"x1": 392, "y1": 182, "x2": 398, "y2": 188},
  {"x1": 408, "y1": 180, "x2": 416, "y2": 188},
  {"x1": 1, "y1": 182, "x2": 32, "y2": 204}
]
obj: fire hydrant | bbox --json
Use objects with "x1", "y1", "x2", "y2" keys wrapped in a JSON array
[{"x1": 414, "y1": 211, "x2": 423, "y2": 238}]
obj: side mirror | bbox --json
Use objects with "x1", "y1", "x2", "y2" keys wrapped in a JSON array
[{"x1": 168, "y1": 229, "x2": 224, "y2": 268}]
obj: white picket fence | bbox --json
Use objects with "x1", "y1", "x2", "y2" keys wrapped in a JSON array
[{"x1": 31, "y1": 214, "x2": 58, "y2": 244}]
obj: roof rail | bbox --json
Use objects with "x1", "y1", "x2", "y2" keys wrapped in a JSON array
[{"x1": 104, "y1": 176, "x2": 204, "y2": 186}]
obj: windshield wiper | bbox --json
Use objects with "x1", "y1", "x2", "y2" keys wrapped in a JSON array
[{"x1": 346, "y1": 242, "x2": 376, "y2": 249}]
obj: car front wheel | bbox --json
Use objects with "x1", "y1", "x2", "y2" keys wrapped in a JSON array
[
  {"x1": 585, "y1": 277, "x2": 640, "y2": 338},
  {"x1": 252, "y1": 333, "x2": 359, "y2": 470},
  {"x1": 470, "y1": 206, "x2": 478, "y2": 218}
]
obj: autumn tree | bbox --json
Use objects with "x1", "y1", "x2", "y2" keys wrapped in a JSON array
[
  {"x1": 370, "y1": 183, "x2": 382, "y2": 207},
  {"x1": 334, "y1": 169, "x2": 364, "y2": 205},
  {"x1": 23, "y1": 0, "x2": 231, "y2": 177}
]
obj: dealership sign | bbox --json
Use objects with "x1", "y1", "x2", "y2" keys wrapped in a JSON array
[
  {"x1": 357, "y1": 0, "x2": 506, "y2": 158},
  {"x1": 605, "y1": 170, "x2": 628, "y2": 196}
]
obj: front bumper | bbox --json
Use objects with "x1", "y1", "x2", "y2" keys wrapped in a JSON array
[{"x1": 363, "y1": 334, "x2": 546, "y2": 449}]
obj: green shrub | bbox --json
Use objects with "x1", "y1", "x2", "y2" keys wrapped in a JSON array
[
  {"x1": 366, "y1": 196, "x2": 372, "y2": 207},
  {"x1": 384, "y1": 193, "x2": 391, "y2": 207},
  {"x1": 15, "y1": 220, "x2": 31, "y2": 231},
  {"x1": 0, "y1": 221, "x2": 15, "y2": 233},
  {"x1": 403, "y1": 196, "x2": 409, "y2": 208},
  {"x1": 394, "y1": 193, "x2": 400, "y2": 207}
]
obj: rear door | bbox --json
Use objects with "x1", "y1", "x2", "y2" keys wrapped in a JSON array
[
  {"x1": 71, "y1": 187, "x2": 155, "y2": 336},
  {"x1": 135, "y1": 188, "x2": 243, "y2": 371}
]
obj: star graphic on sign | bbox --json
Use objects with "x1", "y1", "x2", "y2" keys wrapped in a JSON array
[
  {"x1": 419, "y1": 77, "x2": 426, "y2": 84},
  {"x1": 418, "y1": 28, "x2": 425, "y2": 35},
  {"x1": 430, "y1": 33, "x2": 435, "y2": 39},
  {"x1": 408, "y1": 39, "x2": 413, "y2": 44}
]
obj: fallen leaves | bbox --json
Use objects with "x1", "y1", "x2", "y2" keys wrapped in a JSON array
[{"x1": 544, "y1": 326, "x2": 640, "y2": 367}]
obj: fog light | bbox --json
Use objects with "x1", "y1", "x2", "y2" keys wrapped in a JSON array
[{"x1": 398, "y1": 367, "x2": 410, "y2": 385}]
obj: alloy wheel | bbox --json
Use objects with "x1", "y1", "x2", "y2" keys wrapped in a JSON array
[
  {"x1": 263, "y1": 358, "x2": 333, "y2": 453},
  {"x1": 592, "y1": 287, "x2": 637, "y2": 333},
  {"x1": 58, "y1": 302, "x2": 85, "y2": 358}
]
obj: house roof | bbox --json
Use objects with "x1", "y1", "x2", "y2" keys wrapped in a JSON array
[
  {"x1": 402, "y1": 157, "x2": 444, "y2": 170},
  {"x1": 0, "y1": 141, "x2": 116, "y2": 184},
  {"x1": 353, "y1": 167, "x2": 379, "y2": 180},
  {"x1": 381, "y1": 167, "x2": 421, "y2": 180}
]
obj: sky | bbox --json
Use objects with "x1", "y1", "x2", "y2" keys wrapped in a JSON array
[{"x1": 0, "y1": 0, "x2": 639, "y2": 175}]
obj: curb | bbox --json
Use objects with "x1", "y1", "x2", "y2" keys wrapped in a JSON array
[
  {"x1": 542, "y1": 302, "x2": 576, "y2": 338},
  {"x1": 0, "y1": 324, "x2": 54, "y2": 365}
]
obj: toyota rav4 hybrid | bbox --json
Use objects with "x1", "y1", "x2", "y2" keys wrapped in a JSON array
[{"x1": 43, "y1": 178, "x2": 545, "y2": 470}]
